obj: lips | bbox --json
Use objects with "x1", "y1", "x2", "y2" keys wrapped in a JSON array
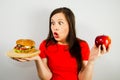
[{"x1": 53, "y1": 32, "x2": 59, "y2": 38}]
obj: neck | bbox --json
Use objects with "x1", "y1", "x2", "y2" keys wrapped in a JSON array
[{"x1": 57, "y1": 41, "x2": 68, "y2": 45}]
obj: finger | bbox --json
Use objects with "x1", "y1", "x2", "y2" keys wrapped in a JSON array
[
  {"x1": 17, "y1": 58, "x2": 29, "y2": 62},
  {"x1": 97, "y1": 45, "x2": 102, "y2": 56},
  {"x1": 94, "y1": 44, "x2": 97, "y2": 48},
  {"x1": 102, "y1": 45, "x2": 107, "y2": 53},
  {"x1": 11, "y1": 57, "x2": 20, "y2": 61},
  {"x1": 107, "y1": 44, "x2": 111, "y2": 52},
  {"x1": 14, "y1": 58, "x2": 29, "y2": 62},
  {"x1": 11, "y1": 57, "x2": 16, "y2": 60},
  {"x1": 21, "y1": 58, "x2": 31, "y2": 61},
  {"x1": 17, "y1": 59, "x2": 26, "y2": 62},
  {"x1": 23, "y1": 57, "x2": 32, "y2": 61},
  {"x1": 98, "y1": 45, "x2": 101, "y2": 53}
]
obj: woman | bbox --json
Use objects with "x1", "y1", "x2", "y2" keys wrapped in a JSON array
[{"x1": 14, "y1": 7, "x2": 110, "y2": 80}]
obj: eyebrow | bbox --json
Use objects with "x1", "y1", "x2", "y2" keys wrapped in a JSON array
[
  {"x1": 51, "y1": 18, "x2": 64, "y2": 21},
  {"x1": 58, "y1": 19, "x2": 64, "y2": 20},
  {"x1": 51, "y1": 19, "x2": 64, "y2": 22}
]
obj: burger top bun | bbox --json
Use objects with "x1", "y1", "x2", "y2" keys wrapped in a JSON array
[{"x1": 16, "y1": 39, "x2": 35, "y2": 46}]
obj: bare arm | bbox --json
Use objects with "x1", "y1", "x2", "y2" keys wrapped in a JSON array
[
  {"x1": 34, "y1": 56, "x2": 52, "y2": 80},
  {"x1": 78, "y1": 61, "x2": 94, "y2": 80},
  {"x1": 78, "y1": 45, "x2": 110, "y2": 80}
]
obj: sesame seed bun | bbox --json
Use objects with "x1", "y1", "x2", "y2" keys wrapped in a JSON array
[{"x1": 16, "y1": 39, "x2": 35, "y2": 46}]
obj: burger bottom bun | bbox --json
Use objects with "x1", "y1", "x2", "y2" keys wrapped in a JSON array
[{"x1": 7, "y1": 49, "x2": 40, "y2": 58}]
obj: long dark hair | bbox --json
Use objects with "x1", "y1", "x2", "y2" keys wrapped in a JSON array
[{"x1": 46, "y1": 7, "x2": 83, "y2": 72}]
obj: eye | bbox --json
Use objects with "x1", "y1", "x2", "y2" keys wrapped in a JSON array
[
  {"x1": 51, "y1": 21, "x2": 55, "y2": 25},
  {"x1": 58, "y1": 21, "x2": 63, "y2": 25}
]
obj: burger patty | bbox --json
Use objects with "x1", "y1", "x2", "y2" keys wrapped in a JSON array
[{"x1": 14, "y1": 44, "x2": 35, "y2": 53}]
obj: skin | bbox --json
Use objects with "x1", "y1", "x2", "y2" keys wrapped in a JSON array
[
  {"x1": 51, "y1": 13, "x2": 69, "y2": 44},
  {"x1": 12, "y1": 12, "x2": 110, "y2": 80}
]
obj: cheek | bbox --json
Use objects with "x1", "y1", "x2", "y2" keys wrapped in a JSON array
[
  {"x1": 51, "y1": 26, "x2": 54, "y2": 33},
  {"x1": 60, "y1": 27, "x2": 69, "y2": 38}
]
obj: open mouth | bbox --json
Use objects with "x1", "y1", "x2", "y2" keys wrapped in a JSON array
[{"x1": 53, "y1": 32, "x2": 59, "y2": 38}]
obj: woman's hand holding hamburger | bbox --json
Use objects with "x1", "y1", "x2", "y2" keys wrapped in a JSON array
[{"x1": 12, "y1": 53, "x2": 41, "y2": 62}]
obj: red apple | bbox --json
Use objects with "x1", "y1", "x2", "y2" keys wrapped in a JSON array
[{"x1": 95, "y1": 35, "x2": 111, "y2": 50}]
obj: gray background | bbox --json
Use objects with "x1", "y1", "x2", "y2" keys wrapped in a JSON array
[{"x1": 0, "y1": 0, "x2": 120, "y2": 80}]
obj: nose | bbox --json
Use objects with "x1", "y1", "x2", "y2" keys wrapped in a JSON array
[
  {"x1": 53, "y1": 24, "x2": 59, "y2": 31},
  {"x1": 55, "y1": 27, "x2": 58, "y2": 31}
]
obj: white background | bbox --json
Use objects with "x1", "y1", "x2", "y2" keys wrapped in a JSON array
[{"x1": 0, "y1": 0, "x2": 120, "y2": 80}]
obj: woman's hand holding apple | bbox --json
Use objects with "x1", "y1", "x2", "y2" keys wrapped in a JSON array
[{"x1": 88, "y1": 35, "x2": 111, "y2": 64}]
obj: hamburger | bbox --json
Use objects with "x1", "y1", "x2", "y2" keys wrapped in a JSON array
[{"x1": 14, "y1": 39, "x2": 36, "y2": 53}]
